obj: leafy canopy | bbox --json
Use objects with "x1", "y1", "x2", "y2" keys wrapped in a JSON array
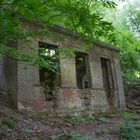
[
  {"x1": 103, "y1": 0, "x2": 140, "y2": 83},
  {"x1": 0, "y1": 0, "x2": 116, "y2": 68}
]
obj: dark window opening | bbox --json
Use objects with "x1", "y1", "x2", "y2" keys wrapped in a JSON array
[
  {"x1": 75, "y1": 52, "x2": 91, "y2": 89},
  {"x1": 101, "y1": 57, "x2": 114, "y2": 106},
  {"x1": 39, "y1": 42, "x2": 60, "y2": 101}
]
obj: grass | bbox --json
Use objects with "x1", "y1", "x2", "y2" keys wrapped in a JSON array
[{"x1": 52, "y1": 133, "x2": 94, "y2": 140}]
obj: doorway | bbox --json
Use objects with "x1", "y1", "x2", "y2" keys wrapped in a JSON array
[{"x1": 101, "y1": 57, "x2": 114, "y2": 107}]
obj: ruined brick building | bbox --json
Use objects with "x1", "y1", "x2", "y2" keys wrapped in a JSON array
[{"x1": 0, "y1": 21, "x2": 126, "y2": 114}]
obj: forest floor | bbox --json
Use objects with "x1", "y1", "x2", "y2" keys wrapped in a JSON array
[
  {"x1": 0, "y1": 84, "x2": 139, "y2": 140},
  {"x1": 125, "y1": 83, "x2": 140, "y2": 114}
]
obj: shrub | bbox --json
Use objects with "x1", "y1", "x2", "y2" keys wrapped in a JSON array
[
  {"x1": 119, "y1": 112, "x2": 140, "y2": 140},
  {"x1": 2, "y1": 118, "x2": 15, "y2": 129}
]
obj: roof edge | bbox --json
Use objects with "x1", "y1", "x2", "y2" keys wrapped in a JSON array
[{"x1": 22, "y1": 18, "x2": 120, "y2": 52}]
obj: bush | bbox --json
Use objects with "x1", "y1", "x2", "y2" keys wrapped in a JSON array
[
  {"x1": 119, "y1": 112, "x2": 140, "y2": 140},
  {"x1": 2, "y1": 118, "x2": 15, "y2": 129}
]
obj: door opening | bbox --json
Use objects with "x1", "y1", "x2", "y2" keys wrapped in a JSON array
[{"x1": 101, "y1": 57, "x2": 114, "y2": 107}]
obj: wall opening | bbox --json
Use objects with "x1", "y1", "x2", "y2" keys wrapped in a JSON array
[
  {"x1": 75, "y1": 52, "x2": 91, "y2": 89},
  {"x1": 39, "y1": 42, "x2": 60, "y2": 101},
  {"x1": 101, "y1": 57, "x2": 114, "y2": 107}
]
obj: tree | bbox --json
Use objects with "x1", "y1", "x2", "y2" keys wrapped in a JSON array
[
  {"x1": 104, "y1": 0, "x2": 140, "y2": 83},
  {"x1": 121, "y1": 0, "x2": 140, "y2": 33},
  {"x1": 0, "y1": 0, "x2": 116, "y2": 69}
]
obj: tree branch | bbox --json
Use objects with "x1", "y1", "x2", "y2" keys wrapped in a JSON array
[{"x1": 46, "y1": 12, "x2": 64, "y2": 23}]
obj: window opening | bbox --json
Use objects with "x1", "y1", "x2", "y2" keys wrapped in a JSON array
[{"x1": 39, "y1": 42, "x2": 60, "y2": 101}]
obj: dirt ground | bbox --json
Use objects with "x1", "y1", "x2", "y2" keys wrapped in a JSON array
[
  {"x1": 125, "y1": 83, "x2": 140, "y2": 114},
  {"x1": 0, "y1": 83, "x2": 139, "y2": 140},
  {"x1": 0, "y1": 106, "x2": 126, "y2": 140}
]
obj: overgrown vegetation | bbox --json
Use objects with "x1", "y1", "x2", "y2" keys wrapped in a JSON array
[
  {"x1": 0, "y1": 0, "x2": 140, "y2": 84},
  {"x1": 0, "y1": 114, "x2": 16, "y2": 130},
  {"x1": 99, "y1": 0, "x2": 140, "y2": 84},
  {"x1": 1, "y1": 118, "x2": 15, "y2": 129},
  {"x1": 0, "y1": 0, "x2": 116, "y2": 70},
  {"x1": 63, "y1": 114, "x2": 96, "y2": 123},
  {"x1": 119, "y1": 112, "x2": 140, "y2": 140},
  {"x1": 63, "y1": 114, "x2": 113, "y2": 123},
  {"x1": 52, "y1": 133, "x2": 93, "y2": 140}
]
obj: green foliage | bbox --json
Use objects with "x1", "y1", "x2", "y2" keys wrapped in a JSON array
[
  {"x1": 119, "y1": 0, "x2": 140, "y2": 33},
  {"x1": 0, "y1": 0, "x2": 116, "y2": 69},
  {"x1": 64, "y1": 114, "x2": 96, "y2": 123},
  {"x1": 103, "y1": 0, "x2": 140, "y2": 83},
  {"x1": 53, "y1": 133, "x2": 93, "y2": 140},
  {"x1": 122, "y1": 112, "x2": 140, "y2": 121},
  {"x1": 118, "y1": 112, "x2": 140, "y2": 140},
  {"x1": 2, "y1": 118, "x2": 16, "y2": 129},
  {"x1": 1, "y1": 0, "x2": 139, "y2": 84},
  {"x1": 114, "y1": 29, "x2": 140, "y2": 83},
  {"x1": 63, "y1": 114, "x2": 112, "y2": 123},
  {"x1": 119, "y1": 123, "x2": 140, "y2": 140}
]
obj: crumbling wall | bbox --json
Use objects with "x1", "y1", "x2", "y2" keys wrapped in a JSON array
[
  {"x1": 0, "y1": 41, "x2": 18, "y2": 107},
  {"x1": 17, "y1": 38, "x2": 45, "y2": 112},
  {"x1": 0, "y1": 21, "x2": 125, "y2": 114}
]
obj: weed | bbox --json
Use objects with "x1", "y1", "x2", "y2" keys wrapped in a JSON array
[
  {"x1": 122, "y1": 112, "x2": 140, "y2": 121},
  {"x1": 118, "y1": 112, "x2": 140, "y2": 140},
  {"x1": 53, "y1": 133, "x2": 94, "y2": 140},
  {"x1": 119, "y1": 123, "x2": 140, "y2": 140},
  {"x1": 2, "y1": 118, "x2": 15, "y2": 129},
  {"x1": 63, "y1": 114, "x2": 113, "y2": 124},
  {"x1": 64, "y1": 115, "x2": 96, "y2": 123}
]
